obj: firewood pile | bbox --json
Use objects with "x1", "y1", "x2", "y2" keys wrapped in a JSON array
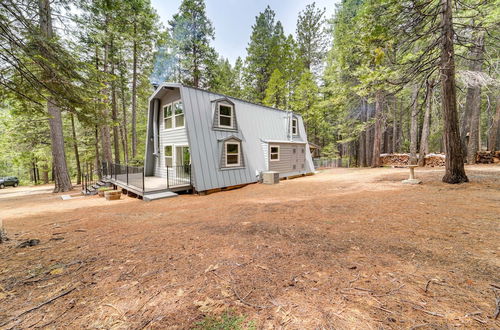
[
  {"x1": 476, "y1": 151, "x2": 500, "y2": 164},
  {"x1": 423, "y1": 153, "x2": 446, "y2": 167},
  {"x1": 379, "y1": 153, "x2": 409, "y2": 167},
  {"x1": 379, "y1": 153, "x2": 446, "y2": 167}
]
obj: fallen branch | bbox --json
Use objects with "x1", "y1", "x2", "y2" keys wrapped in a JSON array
[
  {"x1": 0, "y1": 286, "x2": 77, "y2": 327},
  {"x1": 412, "y1": 306, "x2": 444, "y2": 317}
]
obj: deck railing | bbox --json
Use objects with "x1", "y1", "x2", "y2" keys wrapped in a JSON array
[
  {"x1": 101, "y1": 162, "x2": 145, "y2": 194},
  {"x1": 166, "y1": 165, "x2": 191, "y2": 189},
  {"x1": 82, "y1": 163, "x2": 98, "y2": 194}
]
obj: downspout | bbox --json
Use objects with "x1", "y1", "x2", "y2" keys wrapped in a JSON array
[{"x1": 153, "y1": 99, "x2": 159, "y2": 156}]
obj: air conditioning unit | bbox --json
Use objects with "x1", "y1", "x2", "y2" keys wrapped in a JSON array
[{"x1": 262, "y1": 171, "x2": 279, "y2": 185}]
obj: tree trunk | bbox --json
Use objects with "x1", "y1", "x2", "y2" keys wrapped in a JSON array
[
  {"x1": 440, "y1": 0, "x2": 468, "y2": 183},
  {"x1": 131, "y1": 23, "x2": 138, "y2": 159},
  {"x1": 365, "y1": 101, "x2": 372, "y2": 166},
  {"x1": 111, "y1": 44, "x2": 120, "y2": 164},
  {"x1": 392, "y1": 97, "x2": 399, "y2": 153},
  {"x1": 466, "y1": 32, "x2": 485, "y2": 164},
  {"x1": 101, "y1": 34, "x2": 113, "y2": 165},
  {"x1": 41, "y1": 163, "x2": 49, "y2": 184},
  {"x1": 70, "y1": 113, "x2": 82, "y2": 185},
  {"x1": 409, "y1": 84, "x2": 419, "y2": 165},
  {"x1": 95, "y1": 126, "x2": 101, "y2": 178},
  {"x1": 487, "y1": 96, "x2": 500, "y2": 151},
  {"x1": 418, "y1": 79, "x2": 434, "y2": 167},
  {"x1": 371, "y1": 90, "x2": 384, "y2": 167},
  {"x1": 38, "y1": 0, "x2": 72, "y2": 192},
  {"x1": 359, "y1": 100, "x2": 367, "y2": 167},
  {"x1": 120, "y1": 58, "x2": 129, "y2": 163}
]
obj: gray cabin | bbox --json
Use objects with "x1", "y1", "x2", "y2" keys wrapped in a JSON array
[{"x1": 103, "y1": 83, "x2": 315, "y2": 200}]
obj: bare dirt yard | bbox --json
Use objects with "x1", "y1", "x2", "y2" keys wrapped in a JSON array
[{"x1": 1, "y1": 165, "x2": 499, "y2": 329}]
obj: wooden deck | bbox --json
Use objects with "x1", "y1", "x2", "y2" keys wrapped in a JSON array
[{"x1": 104, "y1": 175, "x2": 191, "y2": 196}]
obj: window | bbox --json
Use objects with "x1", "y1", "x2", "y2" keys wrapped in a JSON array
[
  {"x1": 164, "y1": 145, "x2": 173, "y2": 166},
  {"x1": 164, "y1": 104, "x2": 172, "y2": 129},
  {"x1": 293, "y1": 148, "x2": 296, "y2": 154},
  {"x1": 292, "y1": 118, "x2": 298, "y2": 135},
  {"x1": 225, "y1": 141, "x2": 241, "y2": 167},
  {"x1": 270, "y1": 145, "x2": 280, "y2": 161},
  {"x1": 174, "y1": 101, "x2": 184, "y2": 127},
  {"x1": 219, "y1": 104, "x2": 233, "y2": 128}
]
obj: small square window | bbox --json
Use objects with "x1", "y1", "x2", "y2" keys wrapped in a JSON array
[
  {"x1": 293, "y1": 148, "x2": 296, "y2": 154},
  {"x1": 270, "y1": 145, "x2": 280, "y2": 161}
]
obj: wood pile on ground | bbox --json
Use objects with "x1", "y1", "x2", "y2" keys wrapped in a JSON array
[
  {"x1": 379, "y1": 153, "x2": 410, "y2": 167},
  {"x1": 423, "y1": 153, "x2": 446, "y2": 167},
  {"x1": 379, "y1": 153, "x2": 446, "y2": 167},
  {"x1": 104, "y1": 190, "x2": 121, "y2": 201},
  {"x1": 476, "y1": 151, "x2": 500, "y2": 164}
]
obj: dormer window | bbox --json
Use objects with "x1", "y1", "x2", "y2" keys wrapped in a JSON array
[
  {"x1": 212, "y1": 98, "x2": 238, "y2": 131},
  {"x1": 219, "y1": 104, "x2": 233, "y2": 128},
  {"x1": 292, "y1": 118, "x2": 298, "y2": 135}
]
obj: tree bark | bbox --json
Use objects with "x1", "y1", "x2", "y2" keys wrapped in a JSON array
[
  {"x1": 465, "y1": 33, "x2": 485, "y2": 164},
  {"x1": 409, "y1": 84, "x2": 419, "y2": 165},
  {"x1": 101, "y1": 31, "x2": 113, "y2": 165},
  {"x1": 110, "y1": 42, "x2": 120, "y2": 164},
  {"x1": 70, "y1": 113, "x2": 82, "y2": 185},
  {"x1": 371, "y1": 90, "x2": 384, "y2": 167},
  {"x1": 440, "y1": 0, "x2": 468, "y2": 183},
  {"x1": 120, "y1": 57, "x2": 129, "y2": 163},
  {"x1": 95, "y1": 126, "x2": 101, "y2": 178},
  {"x1": 487, "y1": 96, "x2": 500, "y2": 151},
  {"x1": 38, "y1": 0, "x2": 72, "y2": 192},
  {"x1": 131, "y1": 22, "x2": 138, "y2": 159},
  {"x1": 418, "y1": 79, "x2": 434, "y2": 167},
  {"x1": 359, "y1": 100, "x2": 366, "y2": 167}
]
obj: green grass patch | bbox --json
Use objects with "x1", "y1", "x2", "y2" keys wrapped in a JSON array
[{"x1": 194, "y1": 312, "x2": 255, "y2": 330}]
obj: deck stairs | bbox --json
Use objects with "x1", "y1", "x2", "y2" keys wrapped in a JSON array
[{"x1": 82, "y1": 180, "x2": 108, "y2": 195}]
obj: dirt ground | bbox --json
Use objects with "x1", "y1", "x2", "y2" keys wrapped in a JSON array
[{"x1": 0, "y1": 165, "x2": 499, "y2": 329}]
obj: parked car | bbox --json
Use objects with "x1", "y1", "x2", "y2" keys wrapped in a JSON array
[{"x1": 0, "y1": 176, "x2": 19, "y2": 188}]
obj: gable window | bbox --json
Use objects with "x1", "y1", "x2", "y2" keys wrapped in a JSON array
[
  {"x1": 292, "y1": 118, "x2": 298, "y2": 135},
  {"x1": 164, "y1": 104, "x2": 172, "y2": 129},
  {"x1": 225, "y1": 141, "x2": 241, "y2": 167},
  {"x1": 164, "y1": 145, "x2": 173, "y2": 166},
  {"x1": 174, "y1": 101, "x2": 184, "y2": 127},
  {"x1": 219, "y1": 103, "x2": 233, "y2": 128},
  {"x1": 270, "y1": 145, "x2": 280, "y2": 161}
]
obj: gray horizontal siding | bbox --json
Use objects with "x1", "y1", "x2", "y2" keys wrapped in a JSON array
[{"x1": 268, "y1": 143, "x2": 306, "y2": 174}]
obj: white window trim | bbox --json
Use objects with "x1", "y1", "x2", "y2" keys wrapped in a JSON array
[
  {"x1": 164, "y1": 144, "x2": 173, "y2": 167},
  {"x1": 164, "y1": 100, "x2": 184, "y2": 130},
  {"x1": 225, "y1": 141, "x2": 241, "y2": 167},
  {"x1": 174, "y1": 101, "x2": 184, "y2": 128},
  {"x1": 218, "y1": 103, "x2": 234, "y2": 129},
  {"x1": 163, "y1": 104, "x2": 173, "y2": 129},
  {"x1": 270, "y1": 145, "x2": 280, "y2": 162},
  {"x1": 292, "y1": 118, "x2": 298, "y2": 135}
]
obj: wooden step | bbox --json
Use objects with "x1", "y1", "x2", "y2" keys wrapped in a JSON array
[{"x1": 143, "y1": 191, "x2": 178, "y2": 202}]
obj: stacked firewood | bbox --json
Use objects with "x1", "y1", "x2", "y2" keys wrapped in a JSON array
[
  {"x1": 423, "y1": 153, "x2": 446, "y2": 167},
  {"x1": 379, "y1": 153, "x2": 446, "y2": 167},
  {"x1": 379, "y1": 153, "x2": 410, "y2": 167},
  {"x1": 476, "y1": 151, "x2": 500, "y2": 164}
]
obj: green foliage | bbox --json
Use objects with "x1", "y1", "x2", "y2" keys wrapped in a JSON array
[
  {"x1": 169, "y1": 0, "x2": 217, "y2": 88},
  {"x1": 194, "y1": 312, "x2": 255, "y2": 330}
]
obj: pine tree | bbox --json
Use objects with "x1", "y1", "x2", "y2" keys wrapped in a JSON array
[
  {"x1": 296, "y1": 2, "x2": 329, "y2": 75},
  {"x1": 169, "y1": 0, "x2": 216, "y2": 88}
]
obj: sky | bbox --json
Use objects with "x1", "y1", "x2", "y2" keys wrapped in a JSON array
[{"x1": 151, "y1": 0, "x2": 340, "y2": 64}]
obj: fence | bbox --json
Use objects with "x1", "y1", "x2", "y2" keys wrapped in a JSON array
[
  {"x1": 313, "y1": 158, "x2": 349, "y2": 169},
  {"x1": 166, "y1": 165, "x2": 191, "y2": 188},
  {"x1": 82, "y1": 163, "x2": 98, "y2": 194},
  {"x1": 101, "y1": 162, "x2": 145, "y2": 194}
]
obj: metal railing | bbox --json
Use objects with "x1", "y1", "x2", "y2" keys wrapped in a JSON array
[
  {"x1": 101, "y1": 162, "x2": 145, "y2": 194},
  {"x1": 82, "y1": 163, "x2": 98, "y2": 194},
  {"x1": 166, "y1": 165, "x2": 191, "y2": 189}
]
